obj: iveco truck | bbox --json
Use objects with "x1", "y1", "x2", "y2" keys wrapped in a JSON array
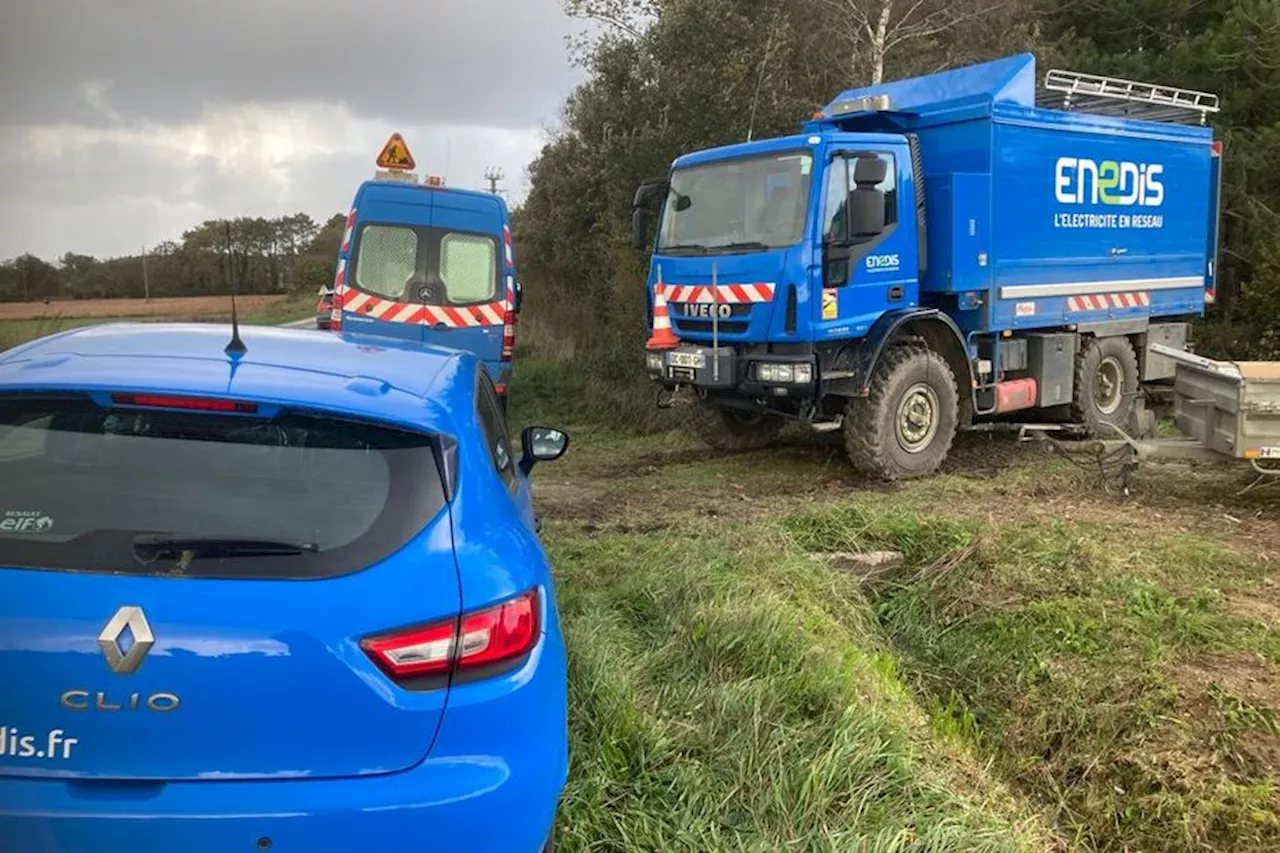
[{"x1": 633, "y1": 53, "x2": 1221, "y2": 479}]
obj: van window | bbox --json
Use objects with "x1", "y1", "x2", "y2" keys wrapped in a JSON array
[
  {"x1": 355, "y1": 225, "x2": 418, "y2": 300},
  {"x1": 0, "y1": 394, "x2": 448, "y2": 580},
  {"x1": 441, "y1": 234, "x2": 498, "y2": 303}
]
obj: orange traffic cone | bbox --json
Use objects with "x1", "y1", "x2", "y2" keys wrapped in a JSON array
[{"x1": 646, "y1": 284, "x2": 680, "y2": 351}]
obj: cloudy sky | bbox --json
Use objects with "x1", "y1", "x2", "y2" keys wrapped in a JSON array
[{"x1": 0, "y1": 0, "x2": 582, "y2": 261}]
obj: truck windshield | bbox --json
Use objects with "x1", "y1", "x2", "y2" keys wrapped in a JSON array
[{"x1": 657, "y1": 152, "x2": 813, "y2": 254}]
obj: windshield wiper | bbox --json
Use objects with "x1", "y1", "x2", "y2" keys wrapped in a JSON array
[
  {"x1": 133, "y1": 534, "x2": 319, "y2": 561},
  {"x1": 658, "y1": 243, "x2": 709, "y2": 256},
  {"x1": 707, "y1": 241, "x2": 771, "y2": 254}
]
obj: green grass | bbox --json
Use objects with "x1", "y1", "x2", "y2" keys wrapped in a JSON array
[
  {"x1": 548, "y1": 520, "x2": 1053, "y2": 851},
  {"x1": 779, "y1": 502, "x2": 1280, "y2": 852}
]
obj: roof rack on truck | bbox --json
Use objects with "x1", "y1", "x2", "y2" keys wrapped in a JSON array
[{"x1": 1036, "y1": 68, "x2": 1220, "y2": 126}]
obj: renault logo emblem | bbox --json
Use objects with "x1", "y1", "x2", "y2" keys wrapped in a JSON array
[{"x1": 98, "y1": 606, "x2": 155, "y2": 675}]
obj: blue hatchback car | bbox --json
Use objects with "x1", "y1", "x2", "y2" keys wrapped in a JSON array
[{"x1": 0, "y1": 323, "x2": 569, "y2": 852}]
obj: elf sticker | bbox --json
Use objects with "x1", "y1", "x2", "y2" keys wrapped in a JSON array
[
  {"x1": 822, "y1": 289, "x2": 838, "y2": 320},
  {"x1": 1, "y1": 510, "x2": 53, "y2": 533}
]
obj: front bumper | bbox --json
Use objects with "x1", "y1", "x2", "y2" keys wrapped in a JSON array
[
  {"x1": 0, "y1": 634, "x2": 568, "y2": 853},
  {"x1": 647, "y1": 344, "x2": 817, "y2": 398}
]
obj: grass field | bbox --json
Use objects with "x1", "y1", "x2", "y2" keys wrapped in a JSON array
[
  {"x1": 0, "y1": 294, "x2": 290, "y2": 321},
  {"x1": 510, "y1": 379, "x2": 1280, "y2": 853},
  {"x1": 0, "y1": 294, "x2": 315, "y2": 350}
]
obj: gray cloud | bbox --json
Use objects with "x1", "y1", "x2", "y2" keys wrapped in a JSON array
[
  {"x1": 0, "y1": 0, "x2": 578, "y2": 130},
  {"x1": 0, "y1": 0, "x2": 580, "y2": 260}
]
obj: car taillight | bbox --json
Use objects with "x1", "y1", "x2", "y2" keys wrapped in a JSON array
[
  {"x1": 111, "y1": 393, "x2": 259, "y2": 414},
  {"x1": 330, "y1": 289, "x2": 344, "y2": 332},
  {"x1": 360, "y1": 588, "x2": 540, "y2": 682},
  {"x1": 501, "y1": 308, "x2": 515, "y2": 361}
]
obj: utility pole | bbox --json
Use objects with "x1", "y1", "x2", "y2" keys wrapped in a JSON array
[
  {"x1": 141, "y1": 245, "x2": 151, "y2": 302},
  {"x1": 484, "y1": 166, "x2": 504, "y2": 195}
]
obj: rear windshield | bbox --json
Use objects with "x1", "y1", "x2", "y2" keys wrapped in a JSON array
[
  {"x1": 0, "y1": 395, "x2": 447, "y2": 580},
  {"x1": 353, "y1": 223, "x2": 499, "y2": 305}
]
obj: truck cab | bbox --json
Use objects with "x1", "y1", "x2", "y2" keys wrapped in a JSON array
[
  {"x1": 331, "y1": 163, "x2": 522, "y2": 402},
  {"x1": 634, "y1": 54, "x2": 1220, "y2": 479}
]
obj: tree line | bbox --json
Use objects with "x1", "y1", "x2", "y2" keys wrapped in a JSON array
[
  {"x1": 515, "y1": 0, "x2": 1280, "y2": 361},
  {"x1": 0, "y1": 212, "x2": 345, "y2": 303}
]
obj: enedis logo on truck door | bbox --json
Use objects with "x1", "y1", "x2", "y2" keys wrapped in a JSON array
[{"x1": 1053, "y1": 157, "x2": 1166, "y2": 231}]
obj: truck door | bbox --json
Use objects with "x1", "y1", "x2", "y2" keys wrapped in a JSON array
[{"x1": 816, "y1": 147, "x2": 918, "y2": 338}]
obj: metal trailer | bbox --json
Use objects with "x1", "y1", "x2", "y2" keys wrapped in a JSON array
[{"x1": 1034, "y1": 343, "x2": 1280, "y2": 492}]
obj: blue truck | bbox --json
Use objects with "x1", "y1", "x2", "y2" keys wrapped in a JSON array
[
  {"x1": 632, "y1": 53, "x2": 1222, "y2": 479},
  {"x1": 331, "y1": 140, "x2": 522, "y2": 405}
]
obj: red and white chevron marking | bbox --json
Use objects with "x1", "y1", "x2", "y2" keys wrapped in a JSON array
[
  {"x1": 502, "y1": 225, "x2": 515, "y2": 270},
  {"x1": 339, "y1": 286, "x2": 508, "y2": 327},
  {"x1": 340, "y1": 209, "x2": 356, "y2": 253},
  {"x1": 661, "y1": 283, "x2": 775, "y2": 304},
  {"x1": 1067, "y1": 292, "x2": 1151, "y2": 312}
]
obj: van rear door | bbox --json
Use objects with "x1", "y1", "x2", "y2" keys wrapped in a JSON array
[
  {"x1": 419, "y1": 191, "x2": 507, "y2": 378},
  {"x1": 341, "y1": 184, "x2": 430, "y2": 344}
]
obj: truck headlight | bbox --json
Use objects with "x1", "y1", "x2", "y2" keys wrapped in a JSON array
[
  {"x1": 646, "y1": 352, "x2": 664, "y2": 372},
  {"x1": 756, "y1": 363, "x2": 813, "y2": 384}
]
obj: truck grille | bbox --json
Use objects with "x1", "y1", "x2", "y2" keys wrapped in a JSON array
[
  {"x1": 673, "y1": 319, "x2": 749, "y2": 335},
  {"x1": 671, "y1": 303, "x2": 751, "y2": 336}
]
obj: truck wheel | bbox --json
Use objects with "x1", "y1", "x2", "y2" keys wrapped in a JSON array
[
  {"x1": 686, "y1": 403, "x2": 783, "y2": 452},
  {"x1": 1073, "y1": 336, "x2": 1140, "y2": 436},
  {"x1": 844, "y1": 345, "x2": 958, "y2": 480}
]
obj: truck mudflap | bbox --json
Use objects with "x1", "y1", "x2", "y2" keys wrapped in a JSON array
[{"x1": 823, "y1": 308, "x2": 973, "y2": 399}]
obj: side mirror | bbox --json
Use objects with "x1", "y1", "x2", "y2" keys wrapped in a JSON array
[
  {"x1": 631, "y1": 180, "x2": 668, "y2": 251},
  {"x1": 513, "y1": 280, "x2": 524, "y2": 314},
  {"x1": 632, "y1": 207, "x2": 649, "y2": 251},
  {"x1": 519, "y1": 426, "x2": 570, "y2": 475}
]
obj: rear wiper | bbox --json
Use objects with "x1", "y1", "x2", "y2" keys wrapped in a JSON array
[
  {"x1": 659, "y1": 243, "x2": 709, "y2": 255},
  {"x1": 134, "y1": 534, "x2": 319, "y2": 562},
  {"x1": 707, "y1": 241, "x2": 770, "y2": 254}
]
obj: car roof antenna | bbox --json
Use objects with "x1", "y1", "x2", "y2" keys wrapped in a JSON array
[{"x1": 223, "y1": 219, "x2": 248, "y2": 357}]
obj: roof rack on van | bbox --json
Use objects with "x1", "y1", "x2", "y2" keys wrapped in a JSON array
[{"x1": 1036, "y1": 68, "x2": 1220, "y2": 126}]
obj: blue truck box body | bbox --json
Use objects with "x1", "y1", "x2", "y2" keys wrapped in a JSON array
[{"x1": 812, "y1": 53, "x2": 1215, "y2": 337}]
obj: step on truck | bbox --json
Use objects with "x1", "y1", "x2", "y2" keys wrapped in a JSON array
[
  {"x1": 632, "y1": 53, "x2": 1222, "y2": 479},
  {"x1": 331, "y1": 133, "x2": 523, "y2": 408}
]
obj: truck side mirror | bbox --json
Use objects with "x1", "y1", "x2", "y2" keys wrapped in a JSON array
[
  {"x1": 631, "y1": 180, "x2": 669, "y2": 251},
  {"x1": 632, "y1": 208, "x2": 649, "y2": 251},
  {"x1": 513, "y1": 281, "x2": 524, "y2": 314}
]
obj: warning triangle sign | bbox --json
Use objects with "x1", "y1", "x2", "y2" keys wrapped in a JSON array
[{"x1": 376, "y1": 133, "x2": 416, "y2": 170}]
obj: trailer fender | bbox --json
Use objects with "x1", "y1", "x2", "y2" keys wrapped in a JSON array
[{"x1": 826, "y1": 308, "x2": 975, "y2": 421}]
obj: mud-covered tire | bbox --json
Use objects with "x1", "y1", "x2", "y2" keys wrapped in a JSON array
[
  {"x1": 685, "y1": 403, "x2": 784, "y2": 452},
  {"x1": 1073, "y1": 336, "x2": 1140, "y2": 437},
  {"x1": 843, "y1": 345, "x2": 959, "y2": 480}
]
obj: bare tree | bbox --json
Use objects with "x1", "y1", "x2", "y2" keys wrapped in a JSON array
[{"x1": 814, "y1": 0, "x2": 1008, "y2": 84}]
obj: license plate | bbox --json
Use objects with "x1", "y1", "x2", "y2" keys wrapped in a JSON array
[{"x1": 669, "y1": 352, "x2": 705, "y2": 369}]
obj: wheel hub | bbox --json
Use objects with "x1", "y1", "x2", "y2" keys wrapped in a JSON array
[
  {"x1": 1095, "y1": 355, "x2": 1124, "y2": 415},
  {"x1": 896, "y1": 383, "x2": 940, "y2": 454}
]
